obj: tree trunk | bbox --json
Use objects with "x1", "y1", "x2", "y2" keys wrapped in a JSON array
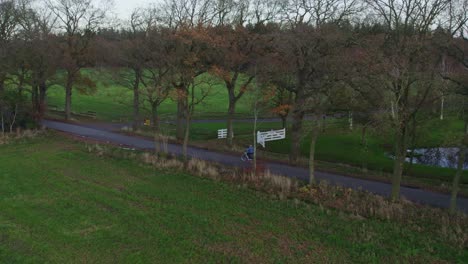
[
  {"x1": 390, "y1": 101, "x2": 395, "y2": 119},
  {"x1": 226, "y1": 99, "x2": 236, "y2": 147},
  {"x1": 391, "y1": 126, "x2": 407, "y2": 201},
  {"x1": 132, "y1": 69, "x2": 141, "y2": 131},
  {"x1": 152, "y1": 105, "x2": 160, "y2": 134},
  {"x1": 1, "y1": 111, "x2": 4, "y2": 137},
  {"x1": 253, "y1": 101, "x2": 258, "y2": 174},
  {"x1": 176, "y1": 86, "x2": 186, "y2": 142},
  {"x1": 289, "y1": 108, "x2": 304, "y2": 163},
  {"x1": 308, "y1": 124, "x2": 319, "y2": 185},
  {"x1": 17, "y1": 68, "x2": 25, "y2": 96},
  {"x1": 225, "y1": 74, "x2": 247, "y2": 148},
  {"x1": 0, "y1": 78, "x2": 4, "y2": 94},
  {"x1": 31, "y1": 84, "x2": 39, "y2": 116},
  {"x1": 361, "y1": 125, "x2": 368, "y2": 173},
  {"x1": 281, "y1": 115, "x2": 287, "y2": 129},
  {"x1": 450, "y1": 144, "x2": 465, "y2": 213},
  {"x1": 289, "y1": 84, "x2": 305, "y2": 164},
  {"x1": 182, "y1": 114, "x2": 191, "y2": 162},
  {"x1": 39, "y1": 80, "x2": 47, "y2": 119},
  {"x1": 348, "y1": 111, "x2": 353, "y2": 130},
  {"x1": 9, "y1": 104, "x2": 17, "y2": 133},
  {"x1": 407, "y1": 117, "x2": 417, "y2": 173},
  {"x1": 440, "y1": 96, "x2": 444, "y2": 121},
  {"x1": 65, "y1": 73, "x2": 73, "y2": 120},
  {"x1": 152, "y1": 104, "x2": 160, "y2": 154}
]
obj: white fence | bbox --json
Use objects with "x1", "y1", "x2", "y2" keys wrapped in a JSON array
[
  {"x1": 218, "y1": 129, "x2": 233, "y2": 139},
  {"x1": 257, "y1": 128, "x2": 286, "y2": 147}
]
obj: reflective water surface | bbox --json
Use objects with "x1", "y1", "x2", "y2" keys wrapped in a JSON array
[{"x1": 407, "y1": 148, "x2": 468, "y2": 169}]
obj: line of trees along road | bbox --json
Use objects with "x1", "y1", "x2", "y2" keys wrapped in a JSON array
[{"x1": 0, "y1": 0, "x2": 467, "y2": 210}]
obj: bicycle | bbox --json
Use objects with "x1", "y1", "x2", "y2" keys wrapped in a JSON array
[{"x1": 241, "y1": 152, "x2": 253, "y2": 161}]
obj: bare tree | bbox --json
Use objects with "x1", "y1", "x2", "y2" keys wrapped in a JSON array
[
  {"x1": 139, "y1": 27, "x2": 172, "y2": 153},
  {"x1": 158, "y1": 0, "x2": 216, "y2": 140},
  {"x1": 46, "y1": 0, "x2": 110, "y2": 120},
  {"x1": 159, "y1": 0, "x2": 217, "y2": 28},
  {"x1": 439, "y1": 0, "x2": 468, "y2": 212},
  {"x1": 16, "y1": 2, "x2": 59, "y2": 120},
  {"x1": 181, "y1": 77, "x2": 213, "y2": 161},
  {"x1": 112, "y1": 7, "x2": 158, "y2": 130},
  {"x1": 361, "y1": 0, "x2": 448, "y2": 201},
  {"x1": 141, "y1": 28, "x2": 172, "y2": 133},
  {"x1": 277, "y1": 0, "x2": 360, "y2": 164},
  {"x1": 0, "y1": 0, "x2": 19, "y2": 93},
  {"x1": 210, "y1": 25, "x2": 259, "y2": 147}
]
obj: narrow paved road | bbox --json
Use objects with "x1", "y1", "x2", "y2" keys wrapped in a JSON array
[{"x1": 42, "y1": 119, "x2": 468, "y2": 213}]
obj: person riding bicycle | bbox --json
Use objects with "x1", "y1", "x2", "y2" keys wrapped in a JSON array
[{"x1": 246, "y1": 145, "x2": 254, "y2": 160}]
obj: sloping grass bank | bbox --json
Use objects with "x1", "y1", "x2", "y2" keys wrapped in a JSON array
[{"x1": 0, "y1": 134, "x2": 467, "y2": 263}]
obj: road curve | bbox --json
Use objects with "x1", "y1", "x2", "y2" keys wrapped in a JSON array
[{"x1": 42, "y1": 119, "x2": 468, "y2": 213}]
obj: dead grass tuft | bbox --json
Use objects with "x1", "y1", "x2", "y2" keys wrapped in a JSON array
[
  {"x1": 187, "y1": 159, "x2": 219, "y2": 179},
  {"x1": 140, "y1": 152, "x2": 184, "y2": 170},
  {"x1": 0, "y1": 129, "x2": 44, "y2": 145}
]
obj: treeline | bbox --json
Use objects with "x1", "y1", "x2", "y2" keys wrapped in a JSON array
[{"x1": 1, "y1": 0, "x2": 468, "y2": 209}]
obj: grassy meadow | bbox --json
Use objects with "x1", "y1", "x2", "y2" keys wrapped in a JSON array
[
  {"x1": 0, "y1": 134, "x2": 467, "y2": 263},
  {"x1": 46, "y1": 70, "x2": 254, "y2": 121}
]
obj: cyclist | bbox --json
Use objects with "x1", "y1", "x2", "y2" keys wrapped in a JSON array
[{"x1": 246, "y1": 145, "x2": 254, "y2": 160}]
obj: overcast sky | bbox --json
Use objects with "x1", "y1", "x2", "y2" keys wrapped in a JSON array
[{"x1": 113, "y1": 0, "x2": 156, "y2": 19}]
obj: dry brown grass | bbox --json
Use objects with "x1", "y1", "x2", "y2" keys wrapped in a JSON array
[
  {"x1": 140, "y1": 152, "x2": 184, "y2": 170},
  {"x1": 187, "y1": 158, "x2": 219, "y2": 179},
  {"x1": 0, "y1": 129, "x2": 44, "y2": 145}
]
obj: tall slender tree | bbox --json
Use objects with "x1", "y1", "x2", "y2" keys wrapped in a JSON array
[
  {"x1": 360, "y1": 0, "x2": 448, "y2": 200},
  {"x1": 46, "y1": 0, "x2": 109, "y2": 120}
]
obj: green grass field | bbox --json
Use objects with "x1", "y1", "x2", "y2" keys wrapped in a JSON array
[
  {"x1": 1, "y1": 135, "x2": 466, "y2": 262},
  {"x1": 46, "y1": 70, "x2": 254, "y2": 121}
]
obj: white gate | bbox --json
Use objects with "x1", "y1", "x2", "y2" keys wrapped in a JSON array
[
  {"x1": 218, "y1": 129, "x2": 234, "y2": 139},
  {"x1": 257, "y1": 128, "x2": 286, "y2": 147}
]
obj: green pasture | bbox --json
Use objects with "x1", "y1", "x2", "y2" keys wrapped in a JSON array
[
  {"x1": 46, "y1": 70, "x2": 254, "y2": 121},
  {"x1": 0, "y1": 135, "x2": 466, "y2": 262}
]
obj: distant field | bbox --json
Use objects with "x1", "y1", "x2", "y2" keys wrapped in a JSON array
[
  {"x1": 0, "y1": 134, "x2": 466, "y2": 262},
  {"x1": 46, "y1": 70, "x2": 255, "y2": 121}
]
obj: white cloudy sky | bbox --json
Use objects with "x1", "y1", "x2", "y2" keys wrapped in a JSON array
[{"x1": 112, "y1": 0, "x2": 157, "y2": 19}]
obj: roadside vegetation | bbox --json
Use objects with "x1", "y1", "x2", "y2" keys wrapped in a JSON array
[{"x1": 0, "y1": 134, "x2": 466, "y2": 263}]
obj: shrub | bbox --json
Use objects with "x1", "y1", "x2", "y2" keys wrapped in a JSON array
[{"x1": 0, "y1": 90, "x2": 35, "y2": 133}]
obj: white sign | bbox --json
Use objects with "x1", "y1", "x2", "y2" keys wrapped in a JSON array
[
  {"x1": 217, "y1": 129, "x2": 233, "y2": 139},
  {"x1": 257, "y1": 128, "x2": 286, "y2": 147}
]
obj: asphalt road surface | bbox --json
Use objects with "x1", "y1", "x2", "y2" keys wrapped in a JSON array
[{"x1": 42, "y1": 119, "x2": 468, "y2": 213}]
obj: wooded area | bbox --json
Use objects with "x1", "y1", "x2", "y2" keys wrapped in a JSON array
[{"x1": 1, "y1": 0, "x2": 467, "y2": 211}]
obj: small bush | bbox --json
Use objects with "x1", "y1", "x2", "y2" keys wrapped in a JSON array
[
  {"x1": 0, "y1": 129, "x2": 43, "y2": 145},
  {"x1": 187, "y1": 159, "x2": 219, "y2": 179},
  {"x1": 0, "y1": 90, "x2": 36, "y2": 132}
]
